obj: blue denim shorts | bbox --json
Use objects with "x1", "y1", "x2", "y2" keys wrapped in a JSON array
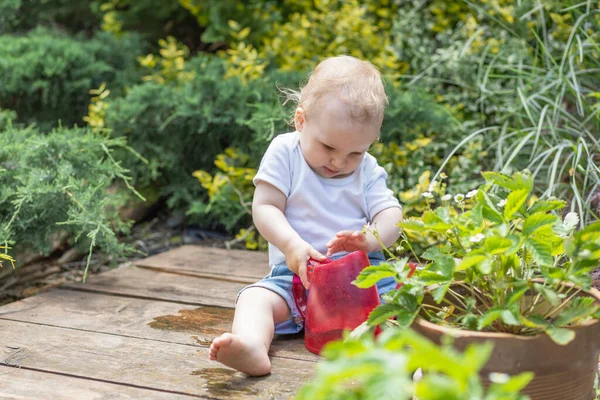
[{"x1": 236, "y1": 252, "x2": 395, "y2": 335}]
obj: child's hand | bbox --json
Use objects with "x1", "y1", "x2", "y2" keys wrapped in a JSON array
[
  {"x1": 326, "y1": 230, "x2": 375, "y2": 256},
  {"x1": 283, "y1": 237, "x2": 327, "y2": 289}
]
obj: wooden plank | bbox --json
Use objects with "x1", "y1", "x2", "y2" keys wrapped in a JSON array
[
  {"x1": 0, "y1": 365, "x2": 193, "y2": 399},
  {"x1": 63, "y1": 265, "x2": 247, "y2": 308},
  {"x1": 0, "y1": 320, "x2": 314, "y2": 399},
  {"x1": 134, "y1": 245, "x2": 270, "y2": 282},
  {"x1": 0, "y1": 289, "x2": 318, "y2": 362}
]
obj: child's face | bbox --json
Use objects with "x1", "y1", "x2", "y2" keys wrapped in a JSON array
[{"x1": 295, "y1": 97, "x2": 380, "y2": 179}]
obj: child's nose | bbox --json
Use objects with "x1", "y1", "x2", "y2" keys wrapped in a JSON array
[{"x1": 331, "y1": 156, "x2": 345, "y2": 169}]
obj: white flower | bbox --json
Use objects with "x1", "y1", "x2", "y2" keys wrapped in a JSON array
[
  {"x1": 441, "y1": 194, "x2": 452, "y2": 201},
  {"x1": 563, "y1": 212, "x2": 579, "y2": 231},
  {"x1": 489, "y1": 373, "x2": 510, "y2": 384},
  {"x1": 440, "y1": 172, "x2": 448, "y2": 179},
  {"x1": 497, "y1": 199, "x2": 507, "y2": 207},
  {"x1": 469, "y1": 233, "x2": 485, "y2": 243},
  {"x1": 428, "y1": 180, "x2": 439, "y2": 193},
  {"x1": 580, "y1": 249, "x2": 592, "y2": 258},
  {"x1": 421, "y1": 192, "x2": 433, "y2": 199},
  {"x1": 466, "y1": 190, "x2": 478, "y2": 198},
  {"x1": 454, "y1": 194, "x2": 465, "y2": 203}
]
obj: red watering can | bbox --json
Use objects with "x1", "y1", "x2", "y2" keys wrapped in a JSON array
[
  {"x1": 292, "y1": 251, "x2": 418, "y2": 355},
  {"x1": 291, "y1": 251, "x2": 380, "y2": 354}
]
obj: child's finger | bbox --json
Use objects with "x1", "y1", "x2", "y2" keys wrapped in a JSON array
[
  {"x1": 335, "y1": 230, "x2": 354, "y2": 237},
  {"x1": 310, "y1": 247, "x2": 327, "y2": 261},
  {"x1": 326, "y1": 244, "x2": 339, "y2": 256},
  {"x1": 298, "y1": 263, "x2": 310, "y2": 289}
]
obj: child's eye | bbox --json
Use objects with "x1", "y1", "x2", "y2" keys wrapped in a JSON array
[
  {"x1": 350, "y1": 152, "x2": 363, "y2": 157},
  {"x1": 322, "y1": 144, "x2": 334, "y2": 151}
]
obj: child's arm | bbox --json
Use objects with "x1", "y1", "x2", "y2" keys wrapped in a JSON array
[
  {"x1": 253, "y1": 181, "x2": 327, "y2": 288},
  {"x1": 326, "y1": 206, "x2": 403, "y2": 256}
]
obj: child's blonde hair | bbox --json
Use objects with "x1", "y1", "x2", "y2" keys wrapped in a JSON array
[{"x1": 284, "y1": 55, "x2": 387, "y2": 126}]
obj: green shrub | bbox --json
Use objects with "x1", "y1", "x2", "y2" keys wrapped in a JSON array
[
  {"x1": 0, "y1": 27, "x2": 144, "y2": 129},
  {"x1": 0, "y1": 0, "x2": 100, "y2": 34},
  {"x1": 0, "y1": 126, "x2": 141, "y2": 279},
  {"x1": 104, "y1": 54, "x2": 299, "y2": 212},
  {"x1": 0, "y1": 108, "x2": 17, "y2": 131},
  {"x1": 93, "y1": 0, "x2": 201, "y2": 47}
]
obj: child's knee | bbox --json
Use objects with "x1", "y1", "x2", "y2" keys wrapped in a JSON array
[{"x1": 238, "y1": 287, "x2": 290, "y2": 321}]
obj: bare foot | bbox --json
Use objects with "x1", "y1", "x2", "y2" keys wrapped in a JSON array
[{"x1": 209, "y1": 333, "x2": 271, "y2": 376}]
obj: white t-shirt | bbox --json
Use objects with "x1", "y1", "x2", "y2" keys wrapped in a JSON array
[{"x1": 253, "y1": 131, "x2": 401, "y2": 266}]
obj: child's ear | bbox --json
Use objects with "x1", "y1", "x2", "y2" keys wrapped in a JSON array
[{"x1": 294, "y1": 107, "x2": 305, "y2": 132}]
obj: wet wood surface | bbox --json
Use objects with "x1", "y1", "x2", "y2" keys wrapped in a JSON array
[
  {"x1": 0, "y1": 245, "x2": 318, "y2": 399},
  {"x1": 0, "y1": 288, "x2": 317, "y2": 362}
]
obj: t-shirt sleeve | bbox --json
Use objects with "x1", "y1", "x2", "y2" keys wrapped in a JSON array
[
  {"x1": 364, "y1": 155, "x2": 402, "y2": 221},
  {"x1": 252, "y1": 136, "x2": 292, "y2": 197}
]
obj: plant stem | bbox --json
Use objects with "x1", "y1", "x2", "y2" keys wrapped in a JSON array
[
  {"x1": 399, "y1": 231, "x2": 422, "y2": 264},
  {"x1": 457, "y1": 282, "x2": 492, "y2": 310},
  {"x1": 544, "y1": 288, "x2": 582, "y2": 320}
]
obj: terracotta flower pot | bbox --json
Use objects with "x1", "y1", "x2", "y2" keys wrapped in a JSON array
[{"x1": 412, "y1": 284, "x2": 600, "y2": 400}]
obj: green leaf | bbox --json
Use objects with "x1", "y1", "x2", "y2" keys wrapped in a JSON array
[
  {"x1": 354, "y1": 265, "x2": 395, "y2": 288},
  {"x1": 482, "y1": 171, "x2": 519, "y2": 190},
  {"x1": 367, "y1": 303, "x2": 402, "y2": 325},
  {"x1": 469, "y1": 203, "x2": 483, "y2": 228},
  {"x1": 462, "y1": 341, "x2": 494, "y2": 372},
  {"x1": 477, "y1": 309, "x2": 503, "y2": 330},
  {"x1": 492, "y1": 372, "x2": 534, "y2": 392},
  {"x1": 432, "y1": 282, "x2": 450, "y2": 304},
  {"x1": 478, "y1": 191, "x2": 503, "y2": 223},
  {"x1": 422, "y1": 210, "x2": 452, "y2": 231},
  {"x1": 422, "y1": 246, "x2": 444, "y2": 261},
  {"x1": 528, "y1": 199, "x2": 566, "y2": 214},
  {"x1": 395, "y1": 291, "x2": 418, "y2": 310},
  {"x1": 545, "y1": 326, "x2": 576, "y2": 345},
  {"x1": 501, "y1": 309, "x2": 520, "y2": 325},
  {"x1": 395, "y1": 308, "x2": 420, "y2": 328},
  {"x1": 533, "y1": 283, "x2": 560, "y2": 306},
  {"x1": 505, "y1": 285, "x2": 529, "y2": 306},
  {"x1": 434, "y1": 206, "x2": 451, "y2": 223},
  {"x1": 504, "y1": 189, "x2": 529, "y2": 220},
  {"x1": 398, "y1": 218, "x2": 426, "y2": 232},
  {"x1": 415, "y1": 375, "x2": 461, "y2": 399},
  {"x1": 522, "y1": 212, "x2": 558, "y2": 236},
  {"x1": 554, "y1": 297, "x2": 598, "y2": 326},
  {"x1": 456, "y1": 254, "x2": 488, "y2": 271},
  {"x1": 484, "y1": 236, "x2": 513, "y2": 255},
  {"x1": 525, "y1": 238, "x2": 553, "y2": 266},
  {"x1": 418, "y1": 270, "x2": 450, "y2": 284},
  {"x1": 477, "y1": 258, "x2": 493, "y2": 274},
  {"x1": 520, "y1": 314, "x2": 549, "y2": 328},
  {"x1": 580, "y1": 220, "x2": 600, "y2": 235},
  {"x1": 432, "y1": 255, "x2": 455, "y2": 279}
]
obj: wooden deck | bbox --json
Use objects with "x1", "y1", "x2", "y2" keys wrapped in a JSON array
[{"x1": 0, "y1": 245, "x2": 318, "y2": 399}]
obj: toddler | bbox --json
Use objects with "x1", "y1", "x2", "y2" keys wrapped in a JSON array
[{"x1": 209, "y1": 55, "x2": 403, "y2": 376}]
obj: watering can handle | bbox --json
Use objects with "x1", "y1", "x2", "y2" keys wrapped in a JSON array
[
  {"x1": 292, "y1": 274, "x2": 307, "y2": 319},
  {"x1": 291, "y1": 258, "x2": 321, "y2": 319}
]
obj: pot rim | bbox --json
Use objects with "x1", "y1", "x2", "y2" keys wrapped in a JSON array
[{"x1": 415, "y1": 280, "x2": 600, "y2": 341}]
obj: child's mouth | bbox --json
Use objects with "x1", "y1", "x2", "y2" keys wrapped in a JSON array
[{"x1": 323, "y1": 166, "x2": 340, "y2": 175}]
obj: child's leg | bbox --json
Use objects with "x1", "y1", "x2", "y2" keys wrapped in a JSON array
[{"x1": 209, "y1": 287, "x2": 290, "y2": 376}]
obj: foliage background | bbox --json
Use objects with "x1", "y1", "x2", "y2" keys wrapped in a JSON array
[{"x1": 1, "y1": 0, "x2": 598, "y2": 264}]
